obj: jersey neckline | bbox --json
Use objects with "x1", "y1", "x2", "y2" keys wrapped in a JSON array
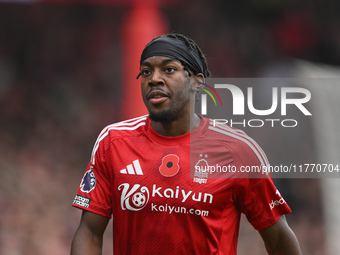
[{"x1": 145, "y1": 115, "x2": 210, "y2": 146}]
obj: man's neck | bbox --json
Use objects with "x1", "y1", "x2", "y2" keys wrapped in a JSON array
[{"x1": 151, "y1": 114, "x2": 201, "y2": 137}]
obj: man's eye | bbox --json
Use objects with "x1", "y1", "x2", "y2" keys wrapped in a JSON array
[
  {"x1": 141, "y1": 69, "x2": 151, "y2": 76},
  {"x1": 165, "y1": 67, "x2": 176, "y2": 73}
]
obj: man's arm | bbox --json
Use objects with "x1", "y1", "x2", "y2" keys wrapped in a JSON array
[
  {"x1": 259, "y1": 215, "x2": 302, "y2": 255},
  {"x1": 71, "y1": 210, "x2": 110, "y2": 255}
]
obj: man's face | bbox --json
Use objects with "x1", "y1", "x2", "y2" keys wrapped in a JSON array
[{"x1": 140, "y1": 56, "x2": 193, "y2": 122}]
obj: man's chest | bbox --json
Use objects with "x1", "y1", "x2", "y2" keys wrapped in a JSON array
[{"x1": 107, "y1": 139, "x2": 238, "y2": 217}]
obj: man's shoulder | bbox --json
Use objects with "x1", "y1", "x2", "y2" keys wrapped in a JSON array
[
  {"x1": 98, "y1": 115, "x2": 149, "y2": 141},
  {"x1": 90, "y1": 116, "x2": 149, "y2": 164},
  {"x1": 204, "y1": 118, "x2": 268, "y2": 165}
]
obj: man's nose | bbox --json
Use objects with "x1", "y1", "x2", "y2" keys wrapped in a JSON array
[{"x1": 149, "y1": 69, "x2": 164, "y2": 86}]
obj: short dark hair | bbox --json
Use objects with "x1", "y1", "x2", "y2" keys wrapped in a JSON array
[{"x1": 155, "y1": 33, "x2": 211, "y2": 78}]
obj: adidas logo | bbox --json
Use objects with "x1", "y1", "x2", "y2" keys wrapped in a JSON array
[{"x1": 120, "y1": 159, "x2": 143, "y2": 175}]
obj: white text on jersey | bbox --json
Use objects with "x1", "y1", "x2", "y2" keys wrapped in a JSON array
[{"x1": 151, "y1": 184, "x2": 213, "y2": 203}]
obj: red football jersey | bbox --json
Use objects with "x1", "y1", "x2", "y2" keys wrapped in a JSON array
[{"x1": 73, "y1": 115, "x2": 291, "y2": 255}]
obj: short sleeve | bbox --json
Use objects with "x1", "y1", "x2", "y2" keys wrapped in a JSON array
[
  {"x1": 72, "y1": 134, "x2": 112, "y2": 218},
  {"x1": 234, "y1": 177, "x2": 292, "y2": 230}
]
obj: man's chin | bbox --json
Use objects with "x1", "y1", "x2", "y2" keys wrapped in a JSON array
[{"x1": 149, "y1": 110, "x2": 173, "y2": 122}]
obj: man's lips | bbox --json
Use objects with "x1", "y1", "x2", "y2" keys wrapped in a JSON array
[{"x1": 147, "y1": 90, "x2": 170, "y2": 104}]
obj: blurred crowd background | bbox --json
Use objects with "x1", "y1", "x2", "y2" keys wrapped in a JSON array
[{"x1": 1, "y1": 0, "x2": 340, "y2": 254}]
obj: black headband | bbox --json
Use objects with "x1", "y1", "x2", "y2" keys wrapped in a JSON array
[{"x1": 138, "y1": 36, "x2": 205, "y2": 78}]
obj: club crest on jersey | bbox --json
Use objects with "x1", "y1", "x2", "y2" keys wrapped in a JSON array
[
  {"x1": 118, "y1": 183, "x2": 149, "y2": 211},
  {"x1": 159, "y1": 154, "x2": 180, "y2": 177},
  {"x1": 80, "y1": 166, "x2": 96, "y2": 193},
  {"x1": 193, "y1": 154, "x2": 209, "y2": 184}
]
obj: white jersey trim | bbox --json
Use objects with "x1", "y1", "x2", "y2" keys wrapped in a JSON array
[{"x1": 91, "y1": 115, "x2": 148, "y2": 165}]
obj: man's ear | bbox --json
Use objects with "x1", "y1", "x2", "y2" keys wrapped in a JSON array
[{"x1": 191, "y1": 73, "x2": 205, "y2": 92}]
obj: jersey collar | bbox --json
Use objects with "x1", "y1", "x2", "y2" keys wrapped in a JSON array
[{"x1": 145, "y1": 115, "x2": 209, "y2": 146}]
